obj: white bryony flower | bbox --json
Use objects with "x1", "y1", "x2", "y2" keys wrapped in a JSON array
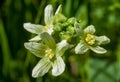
[
  {"x1": 23, "y1": 4, "x2": 62, "y2": 42},
  {"x1": 24, "y1": 32, "x2": 69, "y2": 77},
  {"x1": 75, "y1": 23, "x2": 110, "y2": 54}
]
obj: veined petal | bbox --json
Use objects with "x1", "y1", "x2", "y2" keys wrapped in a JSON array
[
  {"x1": 24, "y1": 23, "x2": 44, "y2": 34},
  {"x1": 32, "y1": 57, "x2": 52, "y2": 77},
  {"x1": 41, "y1": 32, "x2": 56, "y2": 49},
  {"x1": 55, "y1": 5, "x2": 62, "y2": 15},
  {"x1": 52, "y1": 56, "x2": 65, "y2": 76},
  {"x1": 95, "y1": 36, "x2": 110, "y2": 45},
  {"x1": 74, "y1": 22, "x2": 83, "y2": 36},
  {"x1": 84, "y1": 25, "x2": 95, "y2": 34},
  {"x1": 46, "y1": 25, "x2": 53, "y2": 35},
  {"x1": 56, "y1": 40, "x2": 69, "y2": 56},
  {"x1": 44, "y1": 4, "x2": 53, "y2": 25},
  {"x1": 24, "y1": 42, "x2": 46, "y2": 58},
  {"x1": 90, "y1": 46, "x2": 107, "y2": 54},
  {"x1": 29, "y1": 35, "x2": 41, "y2": 42},
  {"x1": 75, "y1": 40, "x2": 89, "y2": 54}
]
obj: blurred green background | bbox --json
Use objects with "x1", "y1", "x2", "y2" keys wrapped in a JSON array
[{"x1": 0, "y1": 0, "x2": 120, "y2": 82}]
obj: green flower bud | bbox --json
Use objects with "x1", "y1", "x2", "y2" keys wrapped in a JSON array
[
  {"x1": 66, "y1": 26, "x2": 75, "y2": 34},
  {"x1": 53, "y1": 13, "x2": 67, "y2": 24},
  {"x1": 67, "y1": 17, "x2": 76, "y2": 25},
  {"x1": 53, "y1": 23, "x2": 63, "y2": 31},
  {"x1": 59, "y1": 31, "x2": 71, "y2": 41},
  {"x1": 61, "y1": 22, "x2": 69, "y2": 27}
]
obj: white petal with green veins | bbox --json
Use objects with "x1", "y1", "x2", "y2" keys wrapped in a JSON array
[
  {"x1": 32, "y1": 57, "x2": 52, "y2": 77},
  {"x1": 55, "y1": 5, "x2": 62, "y2": 15},
  {"x1": 84, "y1": 25, "x2": 95, "y2": 34},
  {"x1": 46, "y1": 25, "x2": 53, "y2": 35},
  {"x1": 96, "y1": 36, "x2": 110, "y2": 45},
  {"x1": 41, "y1": 32, "x2": 56, "y2": 49},
  {"x1": 29, "y1": 35, "x2": 41, "y2": 42},
  {"x1": 90, "y1": 46, "x2": 107, "y2": 54},
  {"x1": 56, "y1": 40, "x2": 69, "y2": 56},
  {"x1": 24, "y1": 23, "x2": 44, "y2": 34},
  {"x1": 75, "y1": 40, "x2": 89, "y2": 54},
  {"x1": 24, "y1": 42, "x2": 46, "y2": 58},
  {"x1": 74, "y1": 22, "x2": 83, "y2": 36},
  {"x1": 44, "y1": 5, "x2": 53, "y2": 25},
  {"x1": 52, "y1": 56, "x2": 65, "y2": 76}
]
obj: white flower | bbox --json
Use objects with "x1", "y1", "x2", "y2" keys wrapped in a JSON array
[
  {"x1": 23, "y1": 4, "x2": 62, "y2": 42},
  {"x1": 24, "y1": 32, "x2": 69, "y2": 77},
  {"x1": 75, "y1": 24, "x2": 110, "y2": 54}
]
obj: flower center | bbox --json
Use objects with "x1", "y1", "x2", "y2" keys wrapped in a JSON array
[
  {"x1": 85, "y1": 34, "x2": 95, "y2": 45},
  {"x1": 44, "y1": 25, "x2": 53, "y2": 35},
  {"x1": 44, "y1": 25, "x2": 50, "y2": 31},
  {"x1": 45, "y1": 49, "x2": 54, "y2": 59}
]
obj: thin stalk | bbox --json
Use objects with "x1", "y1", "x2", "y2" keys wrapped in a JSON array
[
  {"x1": 79, "y1": 52, "x2": 90, "y2": 82},
  {"x1": 116, "y1": 39, "x2": 120, "y2": 81},
  {"x1": 35, "y1": 0, "x2": 45, "y2": 24},
  {"x1": 0, "y1": 18, "x2": 11, "y2": 76}
]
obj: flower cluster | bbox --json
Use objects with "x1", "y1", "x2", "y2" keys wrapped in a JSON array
[{"x1": 24, "y1": 4, "x2": 110, "y2": 78}]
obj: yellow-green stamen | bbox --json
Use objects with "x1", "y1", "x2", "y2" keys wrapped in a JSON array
[
  {"x1": 45, "y1": 49, "x2": 54, "y2": 59},
  {"x1": 44, "y1": 25, "x2": 50, "y2": 31},
  {"x1": 85, "y1": 34, "x2": 95, "y2": 45}
]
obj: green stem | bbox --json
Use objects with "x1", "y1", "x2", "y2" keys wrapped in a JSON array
[
  {"x1": 79, "y1": 52, "x2": 90, "y2": 82},
  {"x1": 35, "y1": 0, "x2": 45, "y2": 24},
  {"x1": 116, "y1": 39, "x2": 120, "y2": 80},
  {"x1": 0, "y1": 18, "x2": 11, "y2": 76}
]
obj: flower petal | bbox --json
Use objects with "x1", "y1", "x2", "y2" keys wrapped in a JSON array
[
  {"x1": 29, "y1": 35, "x2": 41, "y2": 42},
  {"x1": 56, "y1": 40, "x2": 69, "y2": 56},
  {"x1": 24, "y1": 23, "x2": 44, "y2": 34},
  {"x1": 84, "y1": 25, "x2": 95, "y2": 34},
  {"x1": 44, "y1": 5, "x2": 53, "y2": 25},
  {"x1": 95, "y1": 36, "x2": 110, "y2": 45},
  {"x1": 55, "y1": 5, "x2": 62, "y2": 15},
  {"x1": 46, "y1": 25, "x2": 53, "y2": 35},
  {"x1": 74, "y1": 22, "x2": 83, "y2": 36},
  {"x1": 24, "y1": 42, "x2": 46, "y2": 58},
  {"x1": 90, "y1": 46, "x2": 107, "y2": 54},
  {"x1": 75, "y1": 40, "x2": 89, "y2": 54},
  {"x1": 32, "y1": 57, "x2": 52, "y2": 77},
  {"x1": 41, "y1": 32, "x2": 56, "y2": 49},
  {"x1": 52, "y1": 56, "x2": 65, "y2": 76}
]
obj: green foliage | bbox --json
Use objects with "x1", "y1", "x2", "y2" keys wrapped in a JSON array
[{"x1": 0, "y1": 0, "x2": 120, "y2": 82}]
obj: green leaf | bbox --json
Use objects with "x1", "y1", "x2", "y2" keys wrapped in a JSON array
[
  {"x1": 32, "y1": 57, "x2": 52, "y2": 77},
  {"x1": 90, "y1": 46, "x2": 107, "y2": 54},
  {"x1": 56, "y1": 40, "x2": 69, "y2": 56},
  {"x1": 96, "y1": 36, "x2": 110, "y2": 45},
  {"x1": 24, "y1": 42, "x2": 46, "y2": 58},
  {"x1": 44, "y1": 4, "x2": 53, "y2": 25},
  {"x1": 24, "y1": 23, "x2": 44, "y2": 34},
  {"x1": 75, "y1": 40, "x2": 89, "y2": 54},
  {"x1": 106, "y1": 62, "x2": 120, "y2": 80},
  {"x1": 84, "y1": 25, "x2": 96, "y2": 34},
  {"x1": 29, "y1": 35, "x2": 41, "y2": 42},
  {"x1": 52, "y1": 56, "x2": 65, "y2": 76},
  {"x1": 94, "y1": 73, "x2": 115, "y2": 82},
  {"x1": 55, "y1": 5, "x2": 62, "y2": 15},
  {"x1": 41, "y1": 32, "x2": 56, "y2": 49}
]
